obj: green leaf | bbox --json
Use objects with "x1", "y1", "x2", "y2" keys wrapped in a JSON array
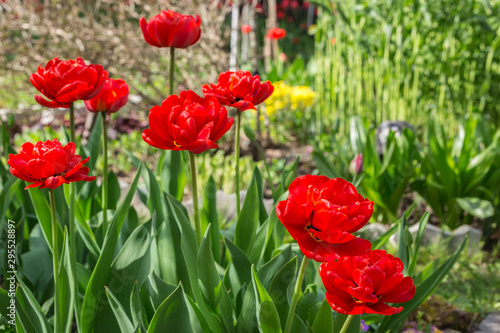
[
  {"x1": 84, "y1": 116, "x2": 102, "y2": 172},
  {"x1": 105, "y1": 287, "x2": 136, "y2": 333},
  {"x1": 398, "y1": 213, "x2": 410, "y2": 275},
  {"x1": 224, "y1": 238, "x2": 253, "y2": 294},
  {"x1": 197, "y1": 225, "x2": 222, "y2": 310},
  {"x1": 64, "y1": 185, "x2": 100, "y2": 260},
  {"x1": 140, "y1": 271, "x2": 177, "y2": 319},
  {"x1": 58, "y1": 229, "x2": 75, "y2": 333},
  {"x1": 408, "y1": 212, "x2": 430, "y2": 276},
  {"x1": 257, "y1": 245, "x2": 292, "y2": 289},
  {"x1": 311, "y1": 299, "x2": 333, "y2": 333},
  {"x1": 269, "y1": 257, "x2": 298, "y2": 328},
  {"x1": 107, "y1": 171, "x2": 121, "y2": 210},
  {"x1": 160, "y1": 150, "x2": 186, "y2": 202},
  {"x1": 376, "y1": 238, "x2": 468, "y2": 333},
  {"x1": 311, "y1": 151, "x2": 339, "y2": 179},
  {"x1": 27, "y1": 188, "x2": 63, "y2": 254},
  {"x1": 201, "y1": 176, "x2": 220, "y2": 262},
  {"x1": 252, "y1": 265, "x2": 282, "y2": 333},
  {"x1": 15, "y1": 276, "x2": 52, "y2": 333},
  {"x1": 80, "y1": 164, "x2": 142, "y2": 332},
  {"x1": 350, "y1": 116, "x2": 367, "y2": 155},
  {"x1": 130, "y1": 281, "x2": 148, "y2": 333},
  {"x1": 147, "y1": 284, "x2": 203, "y2": 333},
  {"x1": 234, "y1": 173, "x2": 260, "y2": 253},
  {"x1": 455, "y1": 197, "x2": 494, "y2": 219}
]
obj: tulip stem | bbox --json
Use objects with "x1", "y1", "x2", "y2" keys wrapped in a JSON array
[
  {"x1": 101, "y1": 112, "x2": 108, "y2": 235},
  {"x1": 169, "y1": 47, "x2": 175, "y2": 95},
  {"x1": 49, "y1": 189, "x2": 61, "y2": 332},
  {"x1": 234, "y1": 110, "x2": 242, "y2": 215},
  {"x1": 68, "y1": 103, "x2": 80, "y2": 331},
  {"x1": 339, "y1": 315, "x2": 355, "y2": 333},
  {"x1": 189, "y1": 152, "x2": 202, "y2": 246},
  {"x1": 284, "y1": 256, "x2": 309, "y2": 333}
]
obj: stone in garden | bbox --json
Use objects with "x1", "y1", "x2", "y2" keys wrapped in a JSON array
[
  {"x1": 376, "y1": 120, "x2": 414, "y2": 156},
  {"x1": 390, "y1": 223, "x2": 452, "y2": 247},
  {"x1": 357, "y1": 223, "x2": 389, "y2": 241},
  {"x1": 473, "y1": 312, "x2": 500, "y2": 333},
  {"x1": 449, "y1": 225, "x2": 482, "y2": 253}
]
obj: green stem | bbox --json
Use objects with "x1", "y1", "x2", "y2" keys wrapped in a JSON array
[
  {"x1": 234, "y1": 111, "x2": 242, "y2": 215},
  {"x1": 68, "y1": 103, "x2": 80, "y2": 331},
  {"x1": 339, "y1": 314, "x2": 354, "y2": 333},
  {"x1": 101, "y1": 112, "x2": 108, "y2": 235},
  {"x1": 284, "y1": 256, "x2": 309, "y2": 333},
  {"x1": 49, "y1": 189, "x2": 61, "y2": 332},
  {"x1": 169, "y1": 47, "x2": 175, "y2": 96},
  {"x1": 189, "y1": 152, "x2": 202, "y2": 246}
]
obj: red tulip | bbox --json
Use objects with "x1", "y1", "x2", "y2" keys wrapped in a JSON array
[
  {"x1": 202, "y1": 71, "x2": 274, "y2": 111},
  {"x1": 8, "y1": 139, "x2": 96, "y2": 189},
  {"x1": 276, "y1": 175, "x2": 373, "y2": 262},
  {"x1": 140, "y1": 10, "x2": 201, "y2": 48},
  {"x1": 241, "y1": 24, "x2": 252, "y2": 34},
  {"x1": 142, "y1": 90, "x2": 234, "y2": 154},
  {"x1": 319, "y1": 250, "x2": 416, "y2": 315},
  {"x1": 267, "y1": 27, "x2": 286, "y2": 40},
  {"x1": 277, "y1": 11, "x2": 285, "y2": 20},
  {"x1": 84, "y1": 78, "x2": 129, "y2": 113},
  {"x1": 30, "y1": 57, "x2": 108, "y2": 109}
]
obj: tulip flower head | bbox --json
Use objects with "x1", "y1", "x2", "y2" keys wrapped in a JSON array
[
  {"x1": 241, "y1": 24, "x2": 252, "y2": 34},
  {"x1": 267, "y1": 27, "x2": 286, "y2": 40},
  {"x1": 202, "y1": 71, "x2": 274, "y2": 111},
  {"x1": 319, "y1": 250, "x2": 416, "y2": 315},
  {"x1": 276, "y1": 175, "x2": 373, "y2": 262},
  {"x1": 142, "y1": 90, "x2": 234, "y2": 154},
  {"x1": 30, "y1": 57, "x2": 108, "y2": 108},
  {"x1": 140, "y1": 10, "x2": 201, "y2": 48},
  {"x1": 8, "y1": 139, "x2": 96, "y2": 189},
  {"x1": 84, "y1": 78, "x2": 129, "y2": 114}
]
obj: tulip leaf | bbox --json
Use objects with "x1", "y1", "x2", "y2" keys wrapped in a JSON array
[
  {"x1": 312, "y1": 299, "x2": 333, "y2": 333},
  {"x1": 269, "y1": 257, "x2": 298, "y2": 328},
  {"x1": 160, "y1": 150, "x2": 186, "y2": 202},
  {"x1": 257, "y1": 245, "x2": 292, "y2": 289},
  {"x1": 252, "y1": 265, "x2": 282, "y2": 333},
  {"x1": 57, "y1": 229, "x2": 75, "y2": 333},
  {"x1": 224, "y1": 237, "x2": 253, "y2": 294},
  {"x1": 130, "y1": 281, "x2": 149, "y2": 333},
  {"x1": 201, "y1": 176, "x2": 220, "y2": 262},
  {"x1": 15, "y1": 275, "x2": 52, "y2": 333},
  {"x1": 107, "y1": 171, "x2": 121, "y2": 210},
  {"x1": 236, "y1": 283, "x2": 258, "y2": 332},
  {"x1": 408, "y1": 212, "x2": 430, "y2": 276},
  {"x1": 80, "y1": 164, "x2": 141, "y2": 333},
  {"x1": 84, "y1": 115, "x2": 102, "y2": 172},
  {"x1": 311, "y1": 151, "x2": 339, "y2": 179},
  {"x1": 27, "y1": 187, "x2": 63, "y2": 254},
  {"x1": 234, "y1": 172, "x2": 259, "y2": 253},
  {"x1": 140, "y1": 271, "x2": 177, "y2": 319},
  {"x1": 105, "y1": 287, "x2": 136, "y2": 333},
  {"x1": 376, "y1": 237, "x2": 468, "y2": 333},
  {"x1": 63, "y1": 184, "x2": 100, "y2": 259},
  {"x1": 398, "y1": 213, "x2": 410, "y2": 275},
  {"x1": 147, "y1": 284, "x2": 203, "y2": 333},
  {"x1": 198, "y1": 225, "x2": 222, "y2": 310}
]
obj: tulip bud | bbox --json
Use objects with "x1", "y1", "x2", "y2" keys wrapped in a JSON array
[{"x1": 243, "y1": 124, "x2": 257, "y2": 141}]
